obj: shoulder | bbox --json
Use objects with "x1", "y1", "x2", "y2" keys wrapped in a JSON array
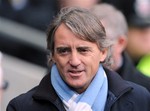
[
  {"x1": 16, "y1": 86, "x2": 37, "y2": 101},
  {"x1": 104, "y1": 67, "x2": 150, "y2": 102},
  {"x1": 126, "y1": 81, "x2": 150, "y2": 100},
  {"x1": 121, "y1": 81, "x2": 150, "y2": 110},
  {"x1": 7, "y1": 86, "x2": 38, "y2": 111},
  {"x1": 105, "y1": 68, "x2": 150, "y2": 110}
]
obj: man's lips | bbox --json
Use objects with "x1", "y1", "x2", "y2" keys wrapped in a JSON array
[{"x1": 67, "y1": 69, "x2": 85, "y2": 77}]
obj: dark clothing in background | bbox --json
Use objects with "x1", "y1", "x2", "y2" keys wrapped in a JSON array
[
  {"x1": 7, "y1": 68, "x2": 150, "y2": 111},
  {"x1": 117, "y1": 52, "x2": 150, "y2": 92},
  {"x1": 102, "y1": 0, "x2": 150, "y2": 27},
  {"x1": 101, "y1": 0, "x2": 135, "y2": 24},
  {"x1": 0, "y1": 0, "x2": 58, "y2": 31}
]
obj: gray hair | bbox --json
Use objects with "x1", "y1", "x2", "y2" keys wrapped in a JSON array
[
  {"x1": 47, "y1": 7, "x2": 113, "y2": 67},
  {"x1": 91, "y1": 3, "x2": 128, "y2": 40}
]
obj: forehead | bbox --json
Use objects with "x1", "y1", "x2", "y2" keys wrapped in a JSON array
[
  {"x1": 54, "y1": 23, "x2": 85, "y2": 41},
  {"x1": 54, "y1": 23, "x2": 98, "y2": 47}
]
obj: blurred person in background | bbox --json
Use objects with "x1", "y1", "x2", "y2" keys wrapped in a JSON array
[
  {"x1": 125, "y1": 0, "x2": 150, "y2": 77},
  {"x1": 137, "y1": 54, "x2": 150, "y2": 77},
  {"x1": 91, "y1": 3, "x2": 150, "y2": 92},
  {"x1": 7, "y1": 7, "x2": 150, "y2": 111},
  {"x1": 101, "y1": 0, "x2": 150, "y2": 77},
  {"x1": 58, "y1": 0, "x2": 100, "y2": 9},
  {"x1": 126, "y1": 0, "x2": 150, "y2": 65},
  {"x1": 0, "y1": 0, "x2": 101, "y2": 31}
]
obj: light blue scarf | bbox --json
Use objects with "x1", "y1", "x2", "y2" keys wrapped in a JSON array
[{"x1": 51, "y1": 64, "x2": 108, "y2": 111}]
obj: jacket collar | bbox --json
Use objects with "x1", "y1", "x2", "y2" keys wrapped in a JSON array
[
  {"x1": 104, "y1": 68, "x2": 133, "y2": 97},
  {"x1": 32, "y1": 74, "x2": 65, "y2": 110},
  {"x1": 104, "y1": 68, "x2": 133, "y2": 111}
]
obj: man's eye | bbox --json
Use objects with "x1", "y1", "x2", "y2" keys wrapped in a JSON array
[
  {"x1": 56, "y1": 47, "x2": 70, "y2": 54},
  {"x1": 77, "y1": 48, "x2": 89, "y2": 53}
]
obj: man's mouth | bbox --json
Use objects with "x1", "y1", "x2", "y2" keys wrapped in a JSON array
[
  {"x1": 69, "y1": 70, "x2": 82, "y2": 73},
  {"x1": 67, "y1": 69, "x2": 84, "y2": 77}
]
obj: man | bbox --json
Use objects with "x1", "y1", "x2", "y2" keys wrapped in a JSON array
[
  {"x1": 91, "y1": 3, "x2": 150, "y2": 92},
  {"x1": 101, "y1": 0, "x2": 150, "y2": 76},
  {"x1": 124, "y1": 0, "x2": 150, "y2": 65},
  {"x1": 126, "y1": 9, "x2": 150, "y2": 77},
  {"x1": 7, "y1": 7, "x2": 150, "y2": 111}
]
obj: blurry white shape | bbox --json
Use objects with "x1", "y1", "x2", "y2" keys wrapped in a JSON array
[
  {"x1": 0, "y1": 52, "x2": 2, "y2": 89},
  {"x1": 0, "y1": 52, "x2": 3, "y2": 111},
  {"x1": 2, "y1": 54, "x2": 47, "y2": 111},
  {"x1": 11, "y1": 0, "x2": 28, "y2": 10},
  {"x1": 134, "y1": 0, "x2": 150, "y2": 18}
]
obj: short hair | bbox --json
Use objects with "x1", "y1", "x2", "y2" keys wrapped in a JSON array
[
  {"x1": 47, "y1": 7, "x2": 113, "y2": 67},
  {"x1": 91, "y1": 3, "x2": 128, "y2": 39}
]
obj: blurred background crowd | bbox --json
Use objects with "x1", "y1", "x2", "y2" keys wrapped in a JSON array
[{"x1": 0, "y1": 0, "x2": 150, "y2": 111}]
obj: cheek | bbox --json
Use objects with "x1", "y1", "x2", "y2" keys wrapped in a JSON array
[
  {"x1": 86, "y1": 54, "x2": 101, "y2": 70},
  {"x1": 83, "y1": 53, "x2": 100, "y2": 65},
  {"x1": 55, "y1": 60, "x2": 67, "y2": 76},
  {"x1": 53, "y1": 55, "x2": 66, "y2": 68}
]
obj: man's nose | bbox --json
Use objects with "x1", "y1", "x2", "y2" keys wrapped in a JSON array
[{"x1": 69, "y1": 52, "x2": 81, "y2": 67}]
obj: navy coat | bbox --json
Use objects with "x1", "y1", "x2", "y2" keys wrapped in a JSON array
[
  {"x1": 7, "y1": 68, "x2": 150, "y2": 111},
  {"x1": 117, "y1": 52, "x2": 150, "y2": 92}
]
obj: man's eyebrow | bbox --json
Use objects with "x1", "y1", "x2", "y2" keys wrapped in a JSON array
[
  {"x1": 56, "y1": 46, "x2": 70, "y2": 49},
  {"x1": 55, "y1": 46, "x2": 71, "y2": 52},
  {"x1": 55, "y1": 46, "x2": 92, "y2": 50},
  {"x1": 77, "y1": 46, "x2": 91, "y2": 49}
]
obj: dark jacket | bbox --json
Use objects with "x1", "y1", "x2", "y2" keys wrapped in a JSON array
[
  {"x1": 117, "y1": 52, "x2": 150, "y2": 92},
  {"x1": 7, "y1": 68, "x2": 150, "y2": 111},
  {"x1": 0, "y1": 0, "x2": 57, "y2": 31}
]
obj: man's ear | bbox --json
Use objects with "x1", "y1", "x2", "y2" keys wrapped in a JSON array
[
  {"x1": 99, "y1": 48, "x2": 108, "y2": 62},
  {"x1": 117, "y1": 35, "x2": 127, "y2": 52}
]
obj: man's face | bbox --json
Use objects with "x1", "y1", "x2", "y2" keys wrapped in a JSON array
[{"x1": 53, "y1": 23, "x2": 107, "y2": 93}]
